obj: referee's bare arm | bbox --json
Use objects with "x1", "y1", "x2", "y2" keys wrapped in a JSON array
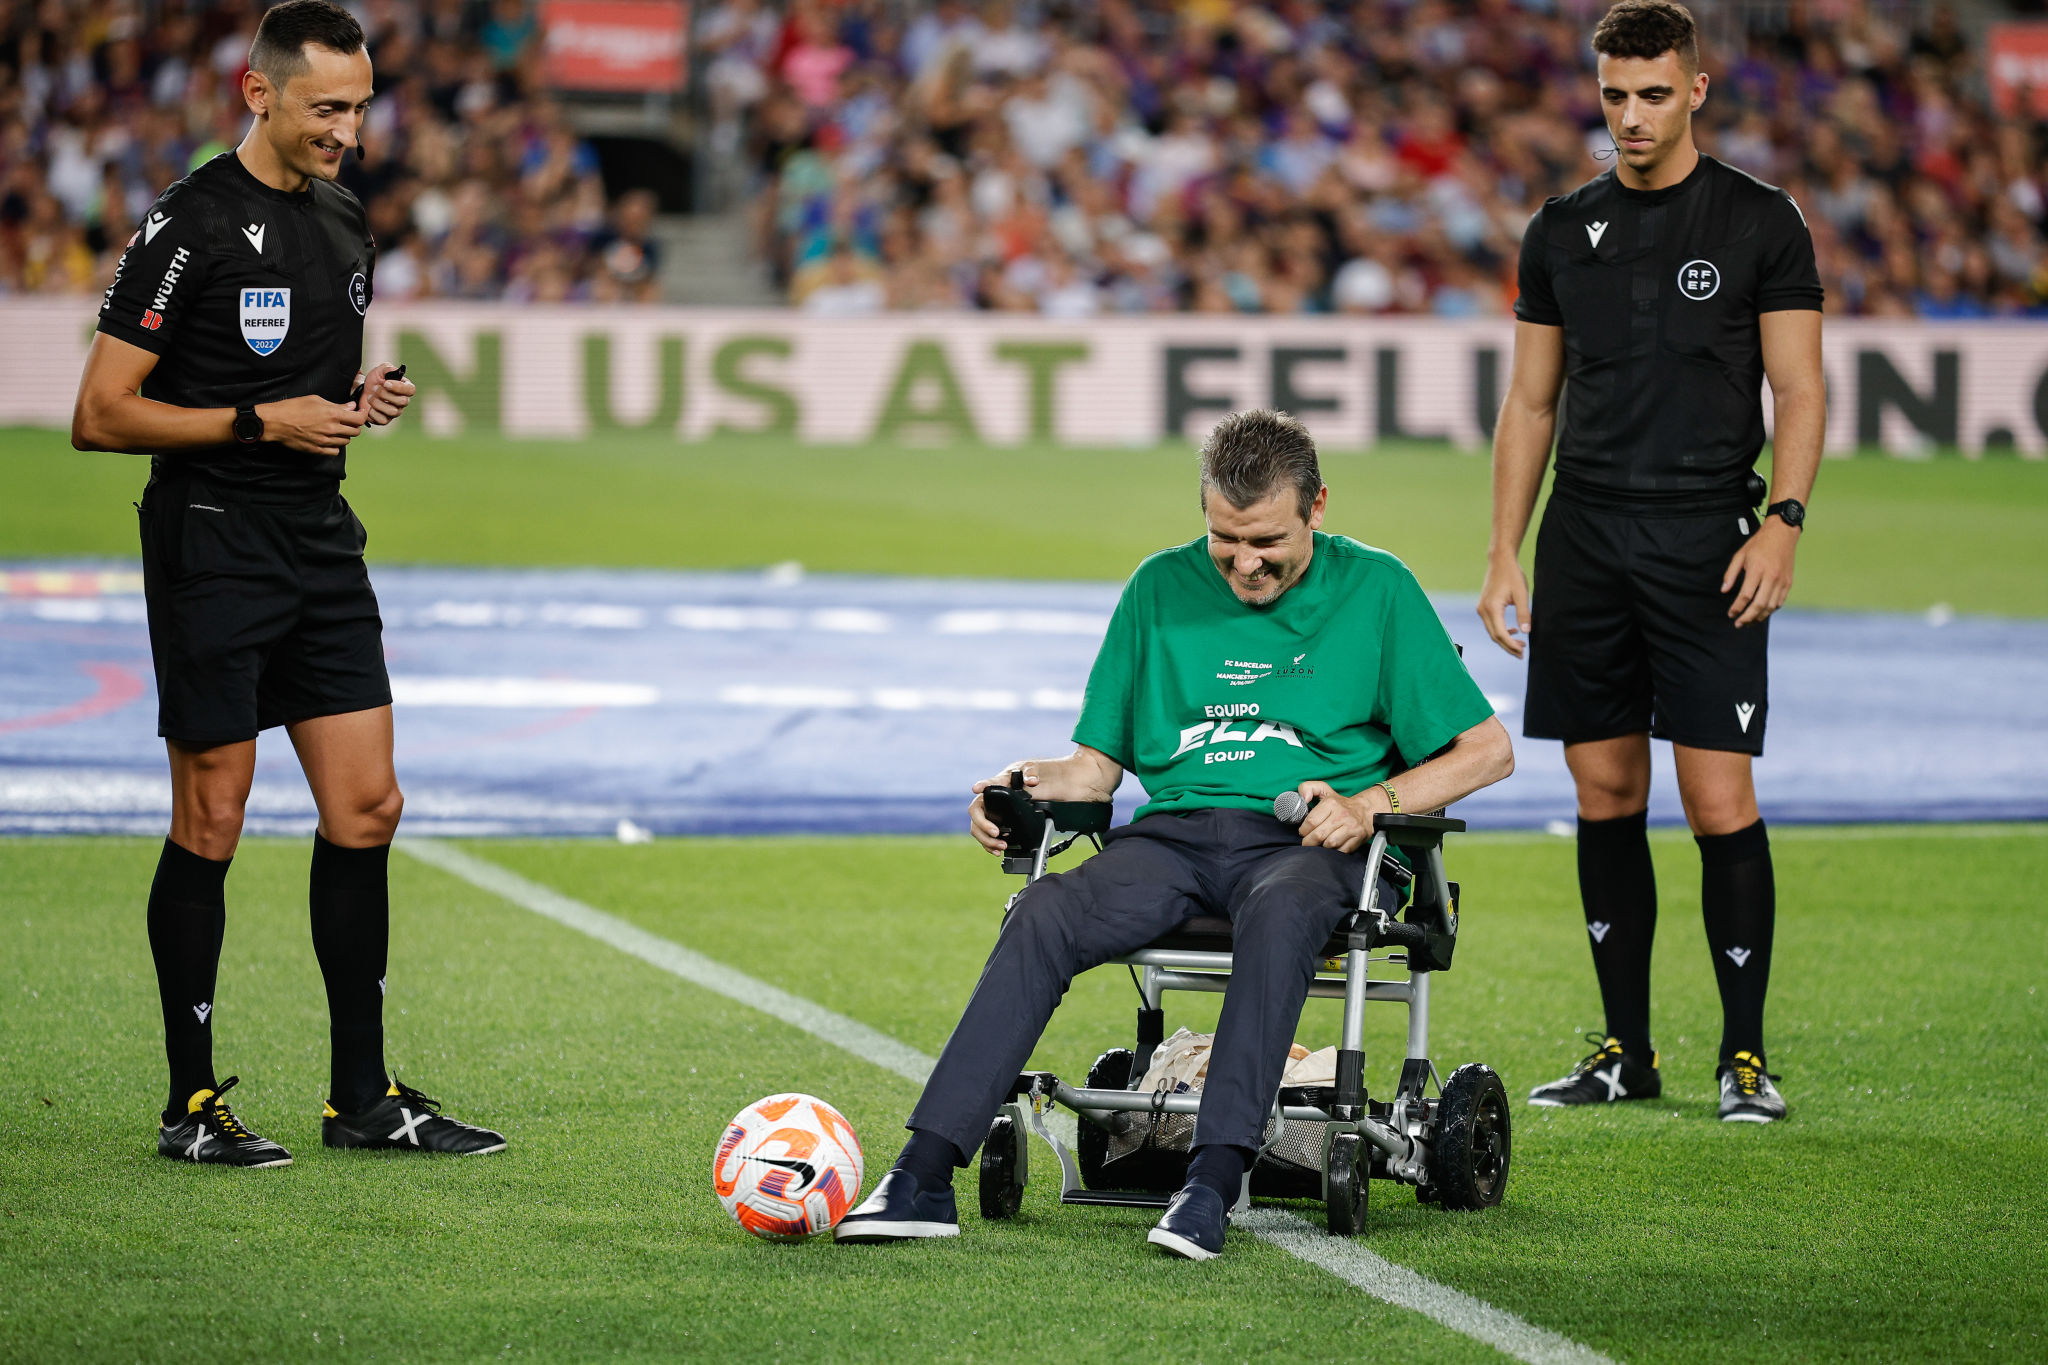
[
  {"x1": 1722, "y1": 310, "x2": 1825, "y2": 627},
  {"x1": 71, "y1": 332, "x2": 366, "y2": 457},
  {"x1": 1478, "y1": 321, "x2": 1566, "y2": 658}
]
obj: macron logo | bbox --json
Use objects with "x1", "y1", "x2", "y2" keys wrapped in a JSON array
[
  {"x1": 1587, "y1": 921, "x2": 1612, "y2": 943},
  {"x1": 1725, "y1": 947, "x2": 1753, "y2": 967},
  {"x1": 193, "y1": 1001, "x2": 212, "y2": 1023},
  {"x1": 1735, "y1": 702, "x2": 1757, "y2": 732},
  {"x1": 242, "y1": 222, "x2": 266, "y2": 253},
  {"x1": 1586, "y1": 220, "x2": 1609, "y2": 247},
  {"x1": 143, "y1": 212, "x2": 172, "y2": 244}
]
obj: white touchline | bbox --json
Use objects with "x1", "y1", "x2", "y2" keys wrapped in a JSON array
[
  {"x1": 1238, "y1": 1211, "x2": 1616, "y2": 1365},
  {"x1": 398, "y1": 839, "x2": 933, "y2": 1086},
  {"x1": 398, "y1": 838, "x2": 1619, "y2": 1365}
]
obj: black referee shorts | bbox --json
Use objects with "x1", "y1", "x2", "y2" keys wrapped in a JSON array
[
  {"x1": 1525, "y1": 497, "x2": 1768, "y2": 755},
  {"x1": 138, "y1": 478, "x2": 392, "y2": 746}
]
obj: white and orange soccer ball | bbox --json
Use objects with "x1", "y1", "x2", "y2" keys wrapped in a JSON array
[{"x1": 713, "y1": 1093, "x2": 865, "y2": 1240}]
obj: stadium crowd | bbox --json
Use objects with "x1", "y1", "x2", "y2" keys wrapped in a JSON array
[
  {"x1": 3, "y1": 0, "x2": 2045, "y2": 316},
  {"x1": 728, "y1": 0, "x2": 2047, "y2": 317},
  {"x1": 0, "y1": 0, "x2": 664, "y2": 302}
]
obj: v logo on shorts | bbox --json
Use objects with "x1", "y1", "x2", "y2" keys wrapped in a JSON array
[{"x1": 1735, "y1": 701, "x2": 1757, "y2": 732}]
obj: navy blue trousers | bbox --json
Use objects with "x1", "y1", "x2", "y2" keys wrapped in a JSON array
[{"x1": 908, "y1": 808, "x2": 1388, "y2": 1158}]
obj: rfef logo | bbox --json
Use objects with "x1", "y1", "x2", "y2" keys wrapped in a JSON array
[
  {"x1": 1677, "y1": 260, "x2": 1720, "y2": 300},
  {"x1": 349, "y1": 271, "x2": 368, "y2": 315},
  {"x1": 238, "y1": 287, "x2": 291, "y2": 356}
]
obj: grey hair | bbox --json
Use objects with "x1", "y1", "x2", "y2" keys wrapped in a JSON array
[{"x1": 1198, "y1": 408, "x2": 1323, "y2": 522}]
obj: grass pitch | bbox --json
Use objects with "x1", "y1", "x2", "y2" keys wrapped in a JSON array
[
  {"x1": 4, "y1": 424, "x2": 2045, "y2": 1361},
  {"x1": 5, "y1": 426, "x2": 2048, "y2": 616},
  {"x1": 3, "y1": 829, "x2": 2043, "y2": 1363}
]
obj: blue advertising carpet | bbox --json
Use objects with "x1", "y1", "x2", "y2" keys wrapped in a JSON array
[{"x1": 3, "y1": 560, "x2": 2043, "y2": 835}]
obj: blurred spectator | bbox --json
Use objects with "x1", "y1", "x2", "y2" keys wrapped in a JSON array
[
  {"x1": 731, "y1": 0, "x2": 2048, "y2": 318},
  {"x1": 0, "y1": 0, "x2": 658, "y2": 301},
  {"x1": 6, "y1": 0, "x2": 2046, "y2": 319}
]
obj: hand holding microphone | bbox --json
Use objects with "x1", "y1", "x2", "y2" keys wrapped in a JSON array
[
  {"x1": 1275, "y1": 781, "x2": 1379, "y2": 854},
  {"x1": 1273, "y1": 789, "x2": 1316, "y2": 826}
]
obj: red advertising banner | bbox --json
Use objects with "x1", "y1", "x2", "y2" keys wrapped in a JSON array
[
  {"x1": 541, "y1": 0, "x2": 690, "y2": 93},
  {"x1": 1987, "y1": 23, "x2": 2048, "y2": 119}
]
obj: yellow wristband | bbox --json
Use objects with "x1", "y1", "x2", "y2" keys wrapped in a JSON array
[{"x1": 1379, "y1": 781, "x2": 1401, "y2": 812}]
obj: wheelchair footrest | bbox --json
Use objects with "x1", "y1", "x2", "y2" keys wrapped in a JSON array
[{"x1": 1060, "y1": 1189, "x2": 1175, "y2": 1209}]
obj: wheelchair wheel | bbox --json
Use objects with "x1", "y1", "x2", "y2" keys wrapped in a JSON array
[
  {"x1": 1077, "y1": 1048, "x2": 1133, "y2": 1189},
  {"x1": 1325, "y1": 1132, "x2": 1369, "y2": 1236},
  {"x1": 979, "y1": 1114, "x2": 1025, "y2": 1220},
  {"x1": 1432, "y1": 1063, "x2": 1511, "y2": 1211}
]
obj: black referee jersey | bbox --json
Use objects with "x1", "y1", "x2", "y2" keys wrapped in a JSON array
[
  {"x1": 97, "y1": 151, "x2": 374, "y2": 502},
  {"x1": 1513, "y1": 154, "x2": 1823, "y2": 514}
]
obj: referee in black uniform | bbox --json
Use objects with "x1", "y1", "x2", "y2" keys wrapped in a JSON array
[
  {"x1": 71, "y1": 0, "x2": 502, "y2": 1165},
  {"x1": 1478, "y1": 0, "x2": 1825, "y2": 1123}
]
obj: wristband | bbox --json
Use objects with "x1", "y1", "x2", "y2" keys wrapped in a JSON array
[{"x1": 1378, "y1": 781, "x2": 1401, "y2": 812}]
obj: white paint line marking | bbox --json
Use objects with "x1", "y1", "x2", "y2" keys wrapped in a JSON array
[
  {"x1": 399, "y1": 838, "x2": 1617, "y2": 1365},
  {"x1": 1238, "y1": 1210, "x2": 1617, "y2": 1365},
  {"x1": 397, "y1": 839, "x2": 932, "y2": 1086},
  {"x1": 390, "y1": 677, "x2": 658, "y2": 708}
]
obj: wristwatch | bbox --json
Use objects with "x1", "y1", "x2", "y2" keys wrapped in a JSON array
[
  {"x1": 1766, "y1": 498, "x2": 1806, "y2": 529},
  {"x1": 233, "y1": 404, "x2": 263, "y2": 445}
]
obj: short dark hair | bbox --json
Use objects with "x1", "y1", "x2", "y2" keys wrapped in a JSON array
[
  {"x1": 1198, "y1": 409, "x2": 1323, "y2": 523},
  {"x1": 248, "y1": 0, "x2": 365, "y2": 88},
  {"x1": 1592, "y1": 0, "x2": 1699, "y2": 74}
]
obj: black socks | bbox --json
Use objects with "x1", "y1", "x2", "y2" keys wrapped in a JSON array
[
  {"x1": 1576, "y1": 811, "x2": 1658, "y2": 1060},
  {"x1": 1186, "y1": 1143, "x2": 1254, "y2": 1206},
  {"x1": 309, "y1": 834, "x2": 392, "y2": 1114},
  {"x1": 148, "y1": 837, "x2": 231, "y2": 1123},
  {"x1": 1697, "y1": 820, "x2": 1774, "y2": 1064},
  {"x1": 897, "y1": 1128, "x2": 965, "y2": 1190}
]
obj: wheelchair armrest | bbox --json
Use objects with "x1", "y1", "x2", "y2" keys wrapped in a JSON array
[
  {"x1": 1371, "y1": 813, "x2": 1465, "y2": 849},
  {"x1": 1043, "y1": 801, "x2": 1114, "y2": 836},
  {"x1": 983, "y1": 786, "x2": 1113, "y2": 874}
]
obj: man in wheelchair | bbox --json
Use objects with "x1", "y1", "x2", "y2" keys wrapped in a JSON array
[{"x1": 836, "y1": 408, "x2": 1515, "y2": 1259}]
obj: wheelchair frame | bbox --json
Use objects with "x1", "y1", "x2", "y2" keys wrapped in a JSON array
[{"x1": 976, "y1": 782, "x2": 1511, "y2": 1235}]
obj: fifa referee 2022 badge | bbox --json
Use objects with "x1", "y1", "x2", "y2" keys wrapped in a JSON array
[
  {"x1": 70, "y1": 0, "x2": 505, "y2": 1167},
  {"x1": 1478, "y1": 0, "x2": 1826, "y2": 1124}
]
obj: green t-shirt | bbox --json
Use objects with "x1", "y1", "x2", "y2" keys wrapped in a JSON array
[{"x1": 1074, "y1": 533, "x2": 1494, "y2": 823}]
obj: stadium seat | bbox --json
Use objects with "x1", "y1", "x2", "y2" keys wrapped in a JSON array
[{"x1": 976, "y1": 776, "x2": 1511, "y2": 1236}]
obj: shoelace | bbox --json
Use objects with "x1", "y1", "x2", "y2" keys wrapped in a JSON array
[
  {"x1": 1568, "y1": 1029, "x2": 1624, "y2": 1078},
  {"x1": 388, "y1": 1078, "x2": 494, "y2": 1135},
  {"x1": 1727, "y1": 1054, "x2": 1781, "y2": 1097},
  {"x1": 389, "y1": 1078, "x2": 444, "y2": 1116},
  {"x1": 202, "y1": 1075, "x2": 256, "y2": 1139}
]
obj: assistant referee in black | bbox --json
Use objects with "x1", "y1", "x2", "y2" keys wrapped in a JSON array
[
  {"x1": 1478, "y1": 0, "x2": 1825, "y2": 1124},
  {"x1": 71, "y1": 0, "x2": 502, "y2": 1166}
]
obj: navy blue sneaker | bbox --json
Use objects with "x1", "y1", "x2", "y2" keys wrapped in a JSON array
[
  {"x1": 1147, "y1": 1184, "x2": 1228, "y2": 1261},
  {"x1": 833, "y1": 1169, "x2": 960, "y2": 1243}
]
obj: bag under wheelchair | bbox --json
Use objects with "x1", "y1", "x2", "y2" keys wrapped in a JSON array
[{"x1": 976, "y1": 774, "x2": 1511, "y2": 1235}]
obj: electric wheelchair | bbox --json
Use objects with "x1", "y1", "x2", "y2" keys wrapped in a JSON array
[{"x1": 975, "y1": 772, "x2": 1511, "y2": 1235}]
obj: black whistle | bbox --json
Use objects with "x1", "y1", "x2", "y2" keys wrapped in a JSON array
[{"x1": 348, "y1": 363, "x2": 406, "y2": 406}]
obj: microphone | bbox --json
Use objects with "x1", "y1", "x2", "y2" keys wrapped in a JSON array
[{"x1": 1274, "y1": 791, "x2": 1314, "y2": 827}]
